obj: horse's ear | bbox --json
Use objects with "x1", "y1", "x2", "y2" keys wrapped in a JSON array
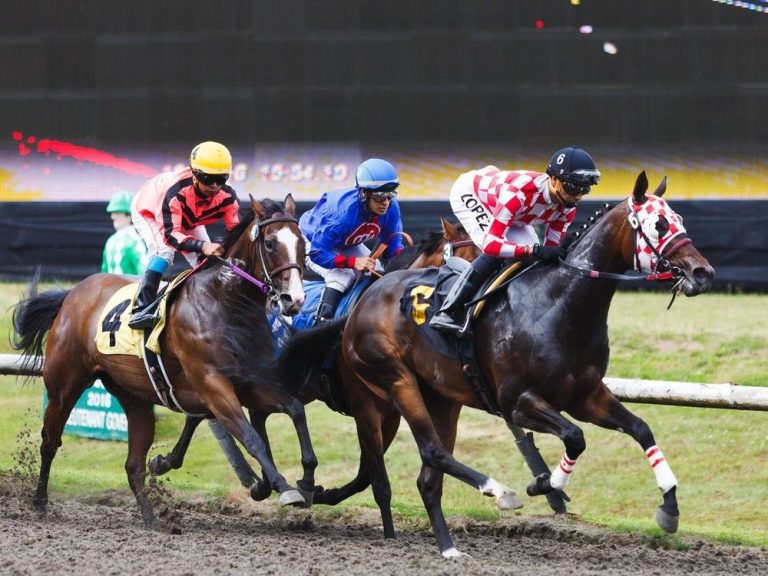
[
  {"x1": 441, "y1": 216, "x2": 457, "y2": 238},
  {"x1": 283, "y1": 193, "x2": 296, "y2": 217},
  {"x1": 250, "y1": 194, "x2": 267, "y2": 221},
  {"x1": 653, "y1": 176, "x2": 667, "y2": 198},
  {"x1": 632, "y1": 171, "x2": 649, "y2": 205}
]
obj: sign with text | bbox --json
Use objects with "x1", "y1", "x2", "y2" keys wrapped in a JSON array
[{"x1": 42, "y1": 379, "x2": 128, "y2": 442}]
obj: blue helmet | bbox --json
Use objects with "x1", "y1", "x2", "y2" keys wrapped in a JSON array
[
  {"x1": 355, "y1": 158, "x2": 400, "y2": 193},
  {"x1": 546, "y1": 147, "x2": 600, "y2": 195}
]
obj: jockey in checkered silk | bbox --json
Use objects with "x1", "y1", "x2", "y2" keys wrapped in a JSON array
[
  {"x1": 127, "y1": 141, "x2": 241, "y2": 330},
  {"x1": 430, "y1": 147, "x2": 601, "y2": 335},
  {"x1": 102, "y1": 190, "x2": 148, "y2": 275},
  {"x1": 299, "y1": 158, "x2": 405, "y2": 323}
]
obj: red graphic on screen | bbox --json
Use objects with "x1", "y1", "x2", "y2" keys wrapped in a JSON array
[{"x1": 11, "y1": 130, "x2": 157, "y2": 177}]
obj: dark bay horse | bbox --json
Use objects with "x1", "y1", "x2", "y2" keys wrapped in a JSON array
[
  {"x1": 12, "y1": 195, "x2": 317, "y2": 525},
  {"x1": 148, "y1": 216, "x2": 481, "y2": 502},
  {"x1": 280, "y1": 172, "x2": 715, "y2": 557}
]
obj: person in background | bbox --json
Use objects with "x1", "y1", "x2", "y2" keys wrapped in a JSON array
[
  {"x1": 299, "y1": 158, "x2": 404, "y2": 324},
  {"x1": 101, "y1": 190, "x2": 148, "y2": 275},
  {"x1": 127, "y1": 141, "x2": 240, "y2": 329},
  {"x1": 429, "y1": 146, "x2": 601, "y2": 335}
]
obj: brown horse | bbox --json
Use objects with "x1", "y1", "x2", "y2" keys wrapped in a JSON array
[
  {"x1": 279, "y1": 172, "x2": 715, "y2": 556},
  {"x1": 147, "y1": 216, "x2": 482, "y2": 502},
  {"x1": 12, "y1": 194, "x2": 317, "y2": 525}
]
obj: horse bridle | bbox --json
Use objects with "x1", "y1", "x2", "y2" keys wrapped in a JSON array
[
  {"x1": 555, "y1": 201, "x2": 691, "y2": 307},
  {"x1": 442, "y1": 239, "x2": 476, "y2": 262},
  {"x1": 627, "y1": 207, "x2": 691, "y2": 278},
  {"x1": 216, "y1": 215, "x2": 303, "y2": 301}
]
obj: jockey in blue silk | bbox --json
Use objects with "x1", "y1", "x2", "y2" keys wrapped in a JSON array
[{"x1": 299, "y1": 158, "x2": 405, "y2": 323}]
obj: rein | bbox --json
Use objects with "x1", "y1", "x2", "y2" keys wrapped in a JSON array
[
  {"x1": 214, "y1": 256, "x2": 271, "y2": 294},
  {"x1": 556, "y1": 202, "x2": 693, "y2": 309},
  {"x1": 468, "y1": 200, "x2": 693, "y2": 310}
]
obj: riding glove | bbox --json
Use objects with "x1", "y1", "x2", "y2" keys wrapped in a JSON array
[{"x1": 532, "y1": 244, "x2": 566, "y2": 263}]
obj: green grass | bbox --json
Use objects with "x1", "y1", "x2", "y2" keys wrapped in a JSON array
[{"x1": 1, "y1": 282, "x2": 767, "y2": 547}]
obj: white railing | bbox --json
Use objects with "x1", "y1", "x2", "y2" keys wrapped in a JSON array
[{"x1": 2, "y1": 354, "x2": 767, "y2": 411}]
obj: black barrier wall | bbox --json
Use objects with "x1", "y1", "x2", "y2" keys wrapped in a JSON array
[{"x1": 1, "y1": 201, "x2": 765, "y2": 291}]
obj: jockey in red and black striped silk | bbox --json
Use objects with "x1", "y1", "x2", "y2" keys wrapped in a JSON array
[{"x1": 128, "y1": 141, "x2": 241, "y2": 329}]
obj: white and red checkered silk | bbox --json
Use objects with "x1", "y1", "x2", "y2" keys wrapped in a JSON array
[
  {"x1": 629, "y1": 195, "x2": 686, "y2": 272},
  {"x1": 471, "y1": 166, "x2": 575, "y2": 258}
]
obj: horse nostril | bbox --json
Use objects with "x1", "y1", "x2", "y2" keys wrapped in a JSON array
[{"x1": 694, "y1": 266, "x2": 714, "y2": 282}]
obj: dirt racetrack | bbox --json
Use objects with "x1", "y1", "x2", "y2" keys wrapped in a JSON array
[{"x1": 1, "y1": 475, "x2": 766, "y2": 576}]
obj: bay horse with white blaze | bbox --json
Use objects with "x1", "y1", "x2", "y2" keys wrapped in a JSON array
[
  {"x1": 279, "y1": 172, "x2": 715, "y2": 557},
  {"x1": 148, "y1": 216, "x2": 483, "y2": 502},
  {"x1": 12, "y1": 195, "x2": 317, "y2": 525}
]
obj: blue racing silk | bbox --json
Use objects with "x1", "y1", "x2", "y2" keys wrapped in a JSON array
[{"x1": 299, "y1": 187, "x2": 404, "y2": 269}]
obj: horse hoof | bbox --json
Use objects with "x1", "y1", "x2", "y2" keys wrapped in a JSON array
[
  {"x1": 441, "y1": 547, "x2": 468, "y2": 559},
  {"x1": 656, "y1": 506, "x2": 679, "y2": 534},
  {"x1": 545, "y1": 490, "x2": 569, "y2": 514},
  {"x1": 148, "y1": 456, "x2": 171, "y2": 476},
  {"x1": 297, "y1": 488, "x2": 314, "y2": 508},
  {"x1": 278, "y1": 489, "x2": 306, "y2": 508},
  {"x1": 526, "y1": 473, "x2": 552, "y2": 497},
  {"x1": 497, "y1": 490, "x2": 523, "y2": 510},
  {"x1": 249, "y1": 481, "x2": 272, "y2": 502}
]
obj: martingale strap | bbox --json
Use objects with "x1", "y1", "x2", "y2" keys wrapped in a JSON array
[{"x1": 141, "y1": 330, "x2": 206, "y2": 417}]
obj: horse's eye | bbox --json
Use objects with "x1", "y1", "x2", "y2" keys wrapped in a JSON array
[
  {"x1": 655, "y1": 217, "x2": 670, "y2": 237},
  {"x1": 264, "y1": 237, "x2": 277, "y2": 252}
]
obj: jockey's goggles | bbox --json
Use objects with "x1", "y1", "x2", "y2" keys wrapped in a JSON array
[
  {"x1": 193, "y1": 170, "x2": 229, "y2": 186},
  {"x1": 561, "y1": 169, "x2": 600, "y2": 196},
  {"x1": 561, "y1": 180, "x2": 591, "y2": 196},
  {"x1": 369, "y1": 191, "x2": 397, "y2": 202}
]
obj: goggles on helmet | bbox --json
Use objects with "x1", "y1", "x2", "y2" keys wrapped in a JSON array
[
  {"x1": 193, "y1": 170, "x2": 229, "y2": 186},
  {"x1": 560, "y1": 168, "x2": 600, "y2": 196},
  {"x1": 365, "y1": 181, "x2": 399, "y2": 193},
  {"x1": 369, "y1": 191, "x2": 397, "y2": 202},
  {"x1": 565, "y1": 168, "x2": 601, "y2": 186}
]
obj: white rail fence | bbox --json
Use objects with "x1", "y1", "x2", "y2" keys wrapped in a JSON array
[{"x1": 2, "y1": 354, "x2": 767, "y2": 412}]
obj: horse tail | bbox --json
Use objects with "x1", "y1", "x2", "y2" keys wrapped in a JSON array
[
  {"x1": 11, "y1": 272, "x2": 70, "y2": 376},
  {"x1": 278, "y1": 317, "x2": 347, "y2": 396}
]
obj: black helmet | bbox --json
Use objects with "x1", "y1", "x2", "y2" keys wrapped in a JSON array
[{"x1": 546, "y1": 147, "x2": 601, "y2": 195}]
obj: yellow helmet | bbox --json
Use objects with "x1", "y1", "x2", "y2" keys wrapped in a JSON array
[{"x1": 189, "y1": 141, "x2": 232, "y2": 174}]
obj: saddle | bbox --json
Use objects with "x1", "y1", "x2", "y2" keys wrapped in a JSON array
[
  {"x1": 399, "y1": 259, "x2": 527, "y2": 416},
  {"x1": 269, "y1": 275, "x2": 375, "y2": 351},
  {"x1": 95, "y1": 271, "x2": 202, "y2": 415}
]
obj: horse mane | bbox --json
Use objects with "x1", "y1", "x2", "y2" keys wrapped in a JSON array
[
  {"x1": 384, "y1": 229, "x2": 444, "y2": 272},
  {"x1": 561, "y1": 202, "x2": 614, "y2": 252},
  {"x1": 209, "y1": 198, "x2": 296, "y2": 386},
  {"x1": 215, "y1": 283, "x2": 281, "y2": 388},
  {"x1": 221, "y1": 211, "x2": 254, "y2": 250}
]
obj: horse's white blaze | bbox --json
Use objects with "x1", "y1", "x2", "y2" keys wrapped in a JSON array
[
  {"x1": 646, "y1": 445, "x2": 677, "y2": 493},
  {"x1": 276, "y1": 227, "x2": 305, "y2": 305},
  {"x1": 549, "y1": 452, "x2": 577, "y2": 490}
]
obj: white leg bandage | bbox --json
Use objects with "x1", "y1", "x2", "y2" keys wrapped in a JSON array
[
  {"x1": 646, "y1": 445, "x2": 677, "y2": 493},
  {"x1": 549, "y1": 453, "x2": 576, "y2": 490}
]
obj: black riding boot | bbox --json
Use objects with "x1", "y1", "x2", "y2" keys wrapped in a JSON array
[
  {"x1": 429, "y1": 254, "x2": 501, "y2": 334},
  {"x1": 128, "y1": 269, "x2": 163, "y2": 330},
  {"x1": 315, "y1": 287, "x2": 344, "y2": 325}
]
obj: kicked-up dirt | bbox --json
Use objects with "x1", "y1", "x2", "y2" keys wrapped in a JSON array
[{"x1": 1, "y1": 472, "x2": 766, "y2": 576}]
